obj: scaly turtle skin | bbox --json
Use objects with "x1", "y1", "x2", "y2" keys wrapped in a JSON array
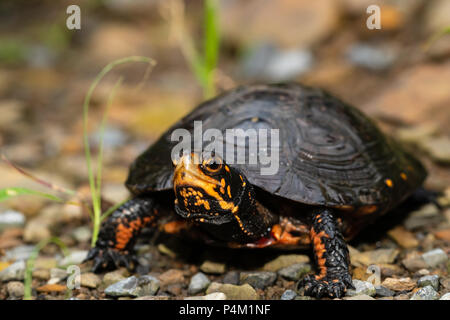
[{"x1": 85, "y1": 83, "x2": 426, "y2": 298}]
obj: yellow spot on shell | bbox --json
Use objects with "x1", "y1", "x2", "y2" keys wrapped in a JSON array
[
  {"x1": 400, "y1": 173, "x2": 407, "y2": 180},
  {"x1": 385, "y1": 179, "x2": 393, "y2": 188}
]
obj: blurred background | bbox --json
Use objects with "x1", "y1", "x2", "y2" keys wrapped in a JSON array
[{"x1": 0, "y1": 0, "x2": 449, "y2": 300}]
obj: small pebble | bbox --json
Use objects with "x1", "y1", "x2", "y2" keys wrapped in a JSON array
[
  {"x1": 206, "y1": 283, "x2": 258, "y2": 300},
  {"x1": 350, "y1": 248, "x2": 399, "y2": 267},
  {"x1": 280, "y1": 289, "x2": 297, "y2": 300},
  {"x1": 158, "y1": 269, "x2": 184, "y2": 286},
  {"x1": 80, "y1": 272, "x2": 101, "y2": 289},
  {"x1": 0, "y1": 210, "x2": 25, "y2": 230},
  {"x1": 346, "y1": 43, "x2": 396, "y2": 70},
  {"x1": 375, "y1": 285, "x2": 395, "y2": 297},
  {"x1": 346, "y1": 280, "x2": 376, "y2": 297},
  {"x1": 417, "y1": 275, "x2": 440, "y2": 291},
  {"x1": 188, "y1": 272, "x2": 211, "y2": 295},
  {"x1": 381, "y1": 277, "x2": 416, "y2": 292},
  {"x1": 402, "y1": 255, "x2": 428, "y2": 272},
  {"x1": 105, "y1": 275, "x2": 160, "y2": 297},
  {"x1": 240, "y1": 271, "x2": 277, "y2": 289},
  {"x1": 262, "y1": 254, "x2": 309, "y2": 272},
  {"x1": 0, "y1": 260, "x2": 26, "y2": 281},
  {"x1": 7, "y1": 281, "x2": 25, "y2": 298},
  {"x1": 103, "y1": 270, "x2": 127, "y2": 286},
  {"x1": 58, "y1": 250, "x2": 88, "y2": 267},
  {"x1": 3, "y1": 245, "x2": 35, "y2": 261},
  {"x1": 404, "y1": 204, "x2": 441, "y2": 230},
  {"x1": 440, "y1": 293, "x2": 450, "y2": 300},
  {"x1": 222, "y1": 271, "x2": 240, "y2": 285},
  {"x1": 422, "y1": 248, "x2": 448, "y2": 268},
  {"x1": 200, "y1": 260, "x2": 226, "y2": 274},
  {"x1": 410, "y1": 285, "x2": 439, "y2": 300},
  {"x1": 278, "y1": 263, "x2": 311, "y2": 281}
]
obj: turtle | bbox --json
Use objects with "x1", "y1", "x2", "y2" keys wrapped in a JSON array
[{"x1": 85, "y1": 83, "x2": 427, "y2": 298}]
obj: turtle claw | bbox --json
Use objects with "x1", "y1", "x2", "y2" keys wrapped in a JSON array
[
  {"x1": 300, "y1": 274, "x2": 353, "y2": 299},
  {"x1": 84, "y1": 246, "x2": 136, "y2": 273}
]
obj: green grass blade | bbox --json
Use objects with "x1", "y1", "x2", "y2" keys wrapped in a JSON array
[
  {"x1": 83, "y1": 56, "x2": 155, "y2": 247},
  {"x1": 95, "y1": 77, "x2": 123, "y2": 202},
  {"x1": 0, "y1": 187, "x2": 65, "y2": 203},
  {"x1": 203, "y1": 0, "x2": 220, "y2": 98}
]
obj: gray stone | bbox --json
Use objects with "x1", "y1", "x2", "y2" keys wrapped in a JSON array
[
  {"x1": 59, "y1": 250, "x2": 88, "y2": 267},
  {"x1": 105, "y1": 275, "x2": 160, "y2": 297},
  {"x1": 241, "y1": 43, "x2": 313, "y2": 82},
  {"x1": 346, "y1": 43, "x2": 396, "y2": 70},
  {"x1": 440, "y1": 293, "x2": 450, "y2": 300},
  {"x1": 7, "y1": 281, "x2": 24, "y2": 298},
  {"x1": 184, "y1": 292, "x2": 227, "y2": 300},
  {"x1": 422, "y1": 249, "x2": 448, "y2": 268},
  {"x1": 375, "y1": 285, "x2": 395, "y2": 297},
  {"x1": 0, "y1": 260, "x2": 26, "y2": 281},
  {"x1": 402, "y1": 256, "x2": 428, "y2": 272},
  {"x1": 278, "y1": 263, "x2": 311, "y2": 281},
  {"x1": 410, "y1": 286, "x2": 439, "y2": 300},
  {"x1": 280, "y1": 289, "x2": 297, "y2": 300},
  {"x1": 188, "y1": 272, "x2": 211, "y2": 295},
  {"x1": 417, "y1": 275, "x2": 440, "y2": 291},
  {"x1": 48, "y1": 268, "x2": 68, "y2": 284},
  {"x1": 0, "y1": 210, "x2": 25, "y2": 230},
  {"x1": 346, "y1": 280, "x2": 376, "y2": 297},
  {"x1": 404, "y1": 204, "x2": 441, "y2": 230},
  {"x1": 3, "y1": 245, "x2": 35, "y2": 261},
  {"x1": 137, "y1": 275, "x2": 161, "y2": 296},
  {"x1": 240, "y1": 271, "x2": 277, "y2": 289},
  {"x1": 223, "y1": 271, "x2": 240, "y2": 285}
]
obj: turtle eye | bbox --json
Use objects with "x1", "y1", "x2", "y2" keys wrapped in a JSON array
[{"x1": 201, "y1": 157, "x2": 223, "y2": 173}]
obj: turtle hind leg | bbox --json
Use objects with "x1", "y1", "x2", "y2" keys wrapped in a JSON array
[
  {"x1": 85, "y1": 196, "x2": 159, "y2": 273},
  {"x1": 299, "y1": 208, "x2": 353, "y2": 299}
]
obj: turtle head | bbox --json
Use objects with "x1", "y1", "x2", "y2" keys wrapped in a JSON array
[{"x1": 172, "y1": 153, "x2": 253, "y2": 226}]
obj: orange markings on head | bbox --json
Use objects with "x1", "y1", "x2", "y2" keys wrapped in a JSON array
[
  {"x1": 400, "y1": 172, "x2": 407, "y2": 180},
  {"x1": 174, "y1": 154, "x2": 237, "y2": 213}
]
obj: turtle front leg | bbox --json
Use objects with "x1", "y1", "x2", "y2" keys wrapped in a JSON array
[
  {"x1": 85, "y1": 196, "x2": 159, "y2": 273},
  {"x1": 300, "y1": 208, "x2": 354, "y2": 298}
]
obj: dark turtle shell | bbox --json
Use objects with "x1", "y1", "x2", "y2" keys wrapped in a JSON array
[{"x1": 126, "y1": 83, "x2": 426, "y2": 212}]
